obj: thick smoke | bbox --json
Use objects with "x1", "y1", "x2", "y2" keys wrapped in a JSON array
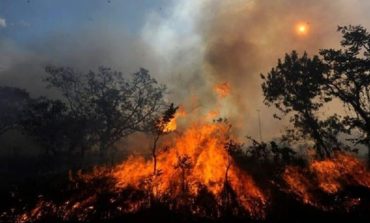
[
  {"x1": 143, "y1": 0, "x2": 370, "y2": 140},
  {"x1": 1, "y1": 0, "x2": 370, "y2": 141}
]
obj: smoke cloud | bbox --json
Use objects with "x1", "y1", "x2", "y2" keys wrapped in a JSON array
[
  {"x1": 143, "y1": 0, "x2": 370, "y2": 139},
  {"x1": 1, "y1": 0, "x2": 370, "y2": 141}
]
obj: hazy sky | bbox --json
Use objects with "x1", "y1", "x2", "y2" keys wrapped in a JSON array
[
  {"x1": 1, "y1": 0, "x2": 370, "y2": 141},
  {"x1": 0, "y1": 0, "x2": 165, "y2": 42}
]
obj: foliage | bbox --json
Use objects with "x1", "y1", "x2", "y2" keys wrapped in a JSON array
[
  {"x1": 0, "y1": 86, "x2": 30, "y2": 135},
  {"x1": 42, "y1": 66, "x2": 167, "y2": 155},
  {"x1": 320, "y1": 25, "x2": 370, "y2": 150},
  {"x1": 261, "y1": 51, "x2": 334, "y2": 158},
  {"x1": 261, "y1": 25, "x2": 370, "y2": 161},
  {"x1": 20, "y1": 97, "x2": 70, "y2": 155}
]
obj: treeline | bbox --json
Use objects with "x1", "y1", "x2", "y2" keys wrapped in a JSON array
[
  {"x1": 0, "y1": 24, "x2": 369, "y2": 169},
  {"x1": 261, "y1": 25, "x2": 370, "y2": 165},
  {"x1": 0, "y1": 67, "x2": 172, "y2": 166}
]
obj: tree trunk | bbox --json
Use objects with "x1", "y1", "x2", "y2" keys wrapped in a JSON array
[
  {"x1": 152, "y1": 134, "x2": 160, "y2": 176},
  {"x1": 303, "y1": 110, "x2": 331, "y2": 159}
]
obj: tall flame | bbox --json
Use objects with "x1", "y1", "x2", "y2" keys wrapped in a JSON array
[{"x1": 113, "y1": 122, "x2": 267, "y2": 217}]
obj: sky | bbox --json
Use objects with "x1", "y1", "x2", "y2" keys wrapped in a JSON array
[
  {"x1": 0, "y1": 0, "x2": 165, "y2": 42},
  {"x1": 1, "y1": 0, "x2": 370, "y2": 142}
]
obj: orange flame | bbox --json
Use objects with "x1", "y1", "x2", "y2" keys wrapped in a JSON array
[
  {"x1": 162, "y1": 106, "x2": 186, "y2": 133},
  {"x1": 282, "y1": 152, "x2": 370, "y2": 209},
  {"x1": 310, "y1": 153, "x2": 370, "y2": 193},
  {"x1": 214, "y1": 82, "x2": 231, "y2": 98},
  {"x1": 113, "y1": 122, "x2": 266, "y2": 217}
]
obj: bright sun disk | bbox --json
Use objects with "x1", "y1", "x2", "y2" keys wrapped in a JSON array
[{"x1": 296, "y1": 23, "x2": 308, "y2": 35}]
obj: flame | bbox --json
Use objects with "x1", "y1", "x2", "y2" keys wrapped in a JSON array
[
  {"x1": 214, "y1": 82, "x2": 231, "y2": 98},
  {"x1": 13, "y1": 103, "x2": 370, "y2": 222},
  {"x1": 282, "y1": 152, "x2": 370, "y2": 209},
  {"x1": 113, "y1": 122, "x2": 266, "y2": 217},
  {"x1": 14, "y1": 141, "x2": 370, "y2": 222},
  {"x1": 162, "y1": 106, "x2": 186, "y2": 132},
  {"x1": 310, "y1": 153, "x2": 370, "y2": 193}
]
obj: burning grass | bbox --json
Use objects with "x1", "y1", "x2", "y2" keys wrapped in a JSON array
[
  {"x1": 2, "y1": 122, "x2": 370, "y2": 222},
  {"x1": 281, "y1": 152, "x2": 370, "y2": 211}
]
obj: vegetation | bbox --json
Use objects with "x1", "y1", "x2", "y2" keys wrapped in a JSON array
[
  {"x1": 261, "y1": 25, "x2": 370, "y2": 163},
  {"x1": 0, "y1": 24, "x2": 370, "y2": 223}
]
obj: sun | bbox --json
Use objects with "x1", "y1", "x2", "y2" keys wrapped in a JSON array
[{"x1": 296, "y1": 23, "x2": 309, "y2": 35}]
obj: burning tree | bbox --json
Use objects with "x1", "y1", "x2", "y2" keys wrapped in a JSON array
[{"x1": 151, "y1": 103, "x2": 179, "y2": 176}]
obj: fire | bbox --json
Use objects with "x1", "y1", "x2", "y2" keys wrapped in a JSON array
[
  {"x1": 310, "y1": 153, "x2": 370, "y2": 193},
  {"x1": 282, "y1": 166, "x2": 315, "y2": 205},
  {"x1": 214, "y1": 82, "x2": 231, "y2": 98},
  {"x1": 12, "y1": 103, "x2": 370, "y2": 222},
  {"x1": 113, "y1": 122, "x2": 267, "y2": 217},
  {"x1": 162, "y1": 106, "x2": 186, "y2": 132},
  {"x1": 282, "y1": 152, "x2": 370, "y2": 209}
]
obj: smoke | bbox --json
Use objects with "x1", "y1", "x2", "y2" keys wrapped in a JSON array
[
  {"x1": 142, "y1": 0, "x2": 370, "y2": 140},
  {"x1": 0, "y1": 26, "x2": 159, "y2": 97},
  {"x1": 1, "y1": 0, "x2": 370, "y2": 141}
]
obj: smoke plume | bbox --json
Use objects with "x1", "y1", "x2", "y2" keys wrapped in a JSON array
[{"x1": 1, "y1": 0, "x2": 370, "y2": 141}]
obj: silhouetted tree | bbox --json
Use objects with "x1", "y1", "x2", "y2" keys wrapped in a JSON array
[
  {"x1": 0, "y1": 86, "x2": 30, "y2": 135},
  {"x1": 270, "y1": 141, "x2": 296, "y2": 164},
  {"x1": 261, "y1": 51, "x2": 334, "y2": 158},
  {"x1": 262, "y1": 25, "x2": 370, "y2": 162},
  {"x1": 44, "y1": 66, "x2": 167, "y2": 157},
  {"x1": 320, "y1": 25, "x2": 370, "y2": 165},
  {"x1": 21, "y1": 97, "x2": 69, "y2": 155},
  {"x1": 245, "y1": 136, "x2": 270, "y2": 162},
  {"x1": 151, "y1": 103, "x2": 178, "y2": 176}
]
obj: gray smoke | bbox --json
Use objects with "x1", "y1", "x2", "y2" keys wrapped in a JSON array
[{"x1": 1, "y1": 0, "x2": 370, "y2": 141}]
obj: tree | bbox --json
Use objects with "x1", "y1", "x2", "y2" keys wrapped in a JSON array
[
  {"x1": 0, "y1": 86, "x2": 30, "y2": 135},
  {"x1": 151, "y1": 103, "x2": 178, "y2": 176},
  {"x1": 44, "y1": 66, "x2": 167, "y2": 157},
  {"x1": 320, "y1": 25, "x2": 370, "y2": 164},
  {"x1": 261, "y1": 51, "x2": 333, "y2": 158},
  {"x1": 21, "y1": 97, "x2": 69, "y2": 155}
]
